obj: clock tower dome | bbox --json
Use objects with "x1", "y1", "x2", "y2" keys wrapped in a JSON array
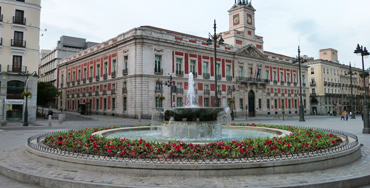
[{"x1": 223, "y1": 0, "x2": 264, "y2": 50}]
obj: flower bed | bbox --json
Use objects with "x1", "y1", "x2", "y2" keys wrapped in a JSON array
[{"x1": 43, "y1": 123, "x2": 343, "y2": 159}]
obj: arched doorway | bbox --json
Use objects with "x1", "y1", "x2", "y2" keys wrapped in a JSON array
[{"x1": 248, "y1": 90, "x2": 255, "y2": 117}]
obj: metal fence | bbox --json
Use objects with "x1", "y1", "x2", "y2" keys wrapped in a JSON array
[{"x1": 27, "y1": 127, "x2": 359, "y2": 164}]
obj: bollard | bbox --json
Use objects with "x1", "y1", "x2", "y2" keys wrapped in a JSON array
[
  {"x1": 138, "y1": 113, "x2": 141, "y2": 122},
  {"x1": 48, "y1": 115, "x2": 52, "y2": 126},
  {"x1": 59, "y1": 114, "x2": 64, "y2": 124}
]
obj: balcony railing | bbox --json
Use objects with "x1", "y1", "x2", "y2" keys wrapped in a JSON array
[
  {"x1": 294, "y1": 94, "x2": 298, "y2": 97},
  {"x1": 13, "y1": 16, "x2": 26, "y2": 25},
  {"x1": 83, "y1": 78, "x2": 86, "y2": 84},
  {"x1": 103, "y1": 73, "x2": 108, "y2": 79},
  {"x1": 77, "y1": 93, "x2": 80, "y2": 97},
  {"x1": 89, "y1": 77, "x2": 93, "y2": 82},
  {"x1": 176, "y1": 88, "x2": 184, "y2": 93},
  {"x1": 66, "y1": 94, "x2": 70, "y2": 98},
  {"x1": 227, "y1": 90, "x2": 232, "y2": 95},
  {"x1": 11, "y1": 39, "x2": 26, "y2": 48},
  {"x1": 281, "y1": 93, "x2": 285, "y2": 97},
  {"x1": 280, "y1": 81, "x2": 285, "y2": 85},
  {"x1": 302, "y1": 83, "x2": 306, "y2": 87},
  {"x1": 103, "y1": 90, "x2": 107, "y2": 95},
  {"x1": 287, "y1": 81, "x2": 291, "y2": 86},
  {"x1": 324, "y1": 81, "x2": 328, "y2": 86},
  {"x1": 176, "y1": 70, "x2": 184, "y2": 77},
  {"x1": 155, "y1": 86, "x2": 162, "y2": 92},
  {"x1": 217, "y1": 90, "x2": 222, "y2": 95},
  {"x1": 72, "y1": 82, "x2": 75, "y2": 86},
  {"x1": 226, "y1": 75, "x2": 232, "y2": 81},
  {"x1": 96, "y1": 75, "x2": 100, "y2": 81},
  {"x1": 89, "y1": 92, "x2": 92, "y2": 97},
  {"x1": 122, "y1": 87, "x2": 127, "y2": 93},
  {"x1": 204, "y1": 89, "x2": 210, "y2": 94},
  {"x1": 7, "y1": 65, "x2": 27, "y2": 73},
  {"x1": 122, "y1": 69, "x2": 128, "y2": 75},
  {"x1": 293, "y1": 82, "x2": 298, "y2": 86},
  {"x1": 71, "y1": 94, "x2": 74, "y2": 98},
  {"x1": 266, "y1": 92, "x2": 270, "y2": 96},
  {"x1": 288, "y1": 93, "x2": 291, "y2": 97},
  {"x1": 203, "y1": 73, "x2": 210, "y2": 79},
  {"x1": 154, "y1": 68, "x2": 163, "y2": 75},
  {"x1": 274, "y1": 93, "x2": 278, "y2": 96},
  {"x1": 67, "y1": 82, "x2": 70, "y2": 87},
  {"x1": 217, "y1": 74, "x2": 221, "y2": 80},
  {"x1": 111, "y1": 89, "x2": 116, "y2": 94},
  {"x1": 273, "y1": 80, "x2": 278, "y2": 85},
  {"x1": 95, "y1": 91, "x2": 99, "y2": 96},
  {"x1": 310, "y1": 82, "x2": 316, "y2": 86},
  {"x1": 237, "y1": 77, "x2": 270, "y2": 84},
  {"x1": 192, "y1": 72, "x2": 198, "y2": 78},
  {"x1": 82, "y1": 93, "x2": 86, "y2": 97},
  {"x1": 77, "y1": 79, "x2": 81, "y2": 85},
  {"x1": 302, "y1": 93, "x2": 306, "y2": 97},
  {"x1": 112, "y1": 72, "x2": 116, "y2": 78}
]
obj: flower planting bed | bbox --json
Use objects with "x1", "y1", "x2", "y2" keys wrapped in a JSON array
[{"x1": 26, "y1": 123, "x2": 362, "y2": 177}]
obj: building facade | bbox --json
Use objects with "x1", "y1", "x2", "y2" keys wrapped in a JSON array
[
  {"x1": 308, "y1": 49, "x2": 368, "y2": 115},
  {"x1": 57, "y1": 1, "x2": 310, "y2": 119},
  {"x1": 0, "y1": 0, "x2": 41, "y2": 122}
]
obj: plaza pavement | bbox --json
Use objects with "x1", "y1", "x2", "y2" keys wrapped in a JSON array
[{"x1": 0, "y1": 111, "x2": 369, "y2": 187}]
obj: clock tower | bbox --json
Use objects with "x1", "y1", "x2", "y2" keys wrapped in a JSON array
[{"x1": 223, "y1": 0, "x2": 264, "y2": 50}]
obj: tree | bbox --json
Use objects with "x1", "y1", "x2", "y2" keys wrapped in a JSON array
[{"x1": 37, "y1": 82, "x2": 60, "y2": 108}]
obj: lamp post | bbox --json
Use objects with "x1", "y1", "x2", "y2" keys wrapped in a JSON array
[
  {"x1": 162, "y1": 73, "x2": 174, "y2": 108},
  {"x1": 293, "y1": 46, "x2": 307, "y2": 122},
  {"x1": 207, "y1": 19, "x2": 224, "y2": 107},
  {"x1": 19, "y1": 71, "x2": 38, "y2": 126},
  {"x1": 354, "y1": 44, "x2": 370, "y2": 134},
  {"x1": 346, "y1": 62, "x2": 357, "y2": 119}
]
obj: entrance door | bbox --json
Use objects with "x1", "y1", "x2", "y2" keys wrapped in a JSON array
[{"x1": 248, "y1": 90, "x2": 255, "y2": 117}]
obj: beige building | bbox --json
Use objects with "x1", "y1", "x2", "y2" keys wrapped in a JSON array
[
  {"x1": 308, "y1": 49, "x2": 367, "y2": 115},
  {"x1": 0, "y1": 0, "x2": 41, "y2": 122},
  {"x1": 57, "y1": 1, "x2": 310, "y2": 119}
]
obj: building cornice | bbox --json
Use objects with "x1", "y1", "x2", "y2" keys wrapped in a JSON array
[{"x1": 0, "y1": 0, "x2": 41, "y2": 10}]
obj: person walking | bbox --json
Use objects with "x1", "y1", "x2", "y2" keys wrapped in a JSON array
[
  {"x1": 341, "y1": 111, "x2": 345, "y2": 121},
  {"x1": 346, "y1": 111, "x2": 349, "y2": 121}
]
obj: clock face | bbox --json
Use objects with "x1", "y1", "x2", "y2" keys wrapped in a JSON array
[
  {"x1": 247, "y1": 15, "x2": 252, "y2": 24},
  {"x1": 233, "y1": 15, "x2": 240, "y2": 25}
]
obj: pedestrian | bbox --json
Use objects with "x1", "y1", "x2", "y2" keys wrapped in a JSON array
[
  {"x1": 350, "y1": 111, "x2": 352, "y2": 118},
  {"x1": 346, "y1": 111, "x2": 349, "y2": 121},
  {"x1": 340, "y1": 111, "x2": 344, "y2": 121}
]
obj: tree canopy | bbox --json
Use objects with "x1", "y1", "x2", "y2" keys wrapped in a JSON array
[{"x1": 37, "y1": 82, "x2": 60, "y2": 107}]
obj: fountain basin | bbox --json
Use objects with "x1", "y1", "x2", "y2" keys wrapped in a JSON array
[{"x1": 164, "y1": 107, "x2": 227, "y2": 121}]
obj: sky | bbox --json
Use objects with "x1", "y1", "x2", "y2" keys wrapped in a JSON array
[{"x1": 40, "y1": 0, "x2": 370, "y2": 69}]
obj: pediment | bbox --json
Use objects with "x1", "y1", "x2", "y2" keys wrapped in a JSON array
[{"x1": 235, "y1": 44, "x2": 266, "y2": 59}]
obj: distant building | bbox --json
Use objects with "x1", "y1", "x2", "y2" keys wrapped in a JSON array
[
  {"x1": 308, "y1": 49, "x2": 368, "y2": 115},
  {"x1": 0, "y1": 0, "x2": 41, "y2": 122},
  {"x1": 57, "y1": 1, "x2": 310, "y2": 119},
  {"x1": 39, "y1": 36, "x2": 98, "y2": 87}
]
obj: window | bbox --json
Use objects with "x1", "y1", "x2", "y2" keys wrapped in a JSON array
[
  {"x1": 155, "y1": 55, "x2": 161, "y2": 72},
  {"x1": 12, "y1": 55, "x2": 22, "y2": 72},
  {"x1": 265, "y1": 70, "x2": 269, "y2": 80},
  {"x1": 239, "y1": 66, "x2": 243, "y2": 77},
  {"x1": 274, "y1": 99, "x2": 278, "y2": 109},
  {"x1": 226, "y1": 65, "x2": 231, "y2": 77},
  {"x1": 104, "y1": 62, "x2": 108, "y2": 74},
  {"x1": 13, "y1": 31, "x2": 24, "y2": 46},
  {"x1": 204, "y1": 98, "x2": 210, "y2": 107},
  {"x1": 155, "y1": 97, "x2": 162, "y2": 108},
  {"x1": 302, "y1": 75, "x2": 305, "y2": 84},
  {"x1": 96, "y1": 65, "x2": 100, "y2": 76},
  {"x1": 72, "y1": 71, "x2": 75, "y2": 82},
  {"x1": 281, "y1": 99, "x2": 285, "y2": 108},
  {"x1": 83, "y1": 68, "x2": 87, "y2": 79},
  {"x1": 112, "y1": 59, "x2": 117, "y2": 73},
  {"x1": 123, "y1": 97, "x2": 127, "y2": 111},
  {"x1": 216, "y1": 64, "x2": 220, "y2": 76},
  {"x1": 176, "y1": 58, "x2": 182, "y2": 73},
  {"x1": 293, "y1": 74, "x2": 296, "y2": 83},
  {"x1": 288, "y1": 99, "x2": 291, "y2": 109},
  {"x1": 304, "y1": 100, "x2": 306, "y2": 108},
  {"x1": 103, "y1": 98, "x2": 107, "y2": 110},
  {"x1": 78, "y1": 70, "x2": 81, "y2": 80},
  {"x1": 190, "y1": 60, "x2": 196, "y2": 74},
  {"x1": 124, "y1": 56, "x2": 128, "y2": 69},
  {"x1": 203, "y1": 61, "x2": 209, "y2": 74},
  {"x1": 68, "y1": 73, "x2": 71, "y2": 82},
  {"x1": 14, "y1": 10, "x2": 24, "y2": 24},
  {"x1": 249, "y1": 67, "x2": 252, "y2": 77},
  {"x1": 267, "y1": 99, "x2": 270, "y2": 109},
  {"x1": 295, "y1": 99, "x2": 297, "y2": 109},
  {"x1": 280, "y1": 72, "x2": 284, "y2": 82},
  {"x1": 258, "y1": 99, "x2": 261, "y2": 109},
  {"x1": 312, "y1": 88, "x2": 316, "y2": 94},
  {"x1": 177, "y1": 97, "x2": 183, "y2": 107},
  {"x1": 90, "y1": 67, "x2": 93, "y2": 78},
  {"x1": 273, "y1": 71, "x2": 277, "y2": 81},
  {"x1": 240, "y1": 99, "x2": 243, "y2": 110},
  {"x1": 287, "y1": 73, "x2": 291, "y2": 82},
  {"x1": 96, "y1": 99, "x2": 99, "y2": 110}
]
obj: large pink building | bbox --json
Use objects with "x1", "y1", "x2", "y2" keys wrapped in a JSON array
[{"x1": 57, "y1": 1, "x2": 310, "y2": 119}]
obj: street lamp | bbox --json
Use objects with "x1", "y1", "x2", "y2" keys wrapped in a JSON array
[
  {"x1": 293, "y1": 46, "x2": 307, "y2": 122},
  {"x1": 354, "y1": 44, "x2": 370, "y2": 134},
  {"x1": 207, "y1": 19, "x2": 224, "y2": 107},
  {"x1": 161, "y1": 73, "x2": 174, "y2": 108},
  {"x1": 19, "y1": 71, "x2": 38, "y2": 126},
  {"x1": 345, "y1": 62, "x2": 357, "y2": 119}
]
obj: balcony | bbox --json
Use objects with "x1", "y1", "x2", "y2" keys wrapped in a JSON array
[
  {"x1": 274, "y1": 93, "x2": 278, "y2": 96},
  {"x1": 154, "y1": 68, "x2": 163, "y2": 75},
  {"x1": 217, "y1": 90, "x2": 222, "y2": 95},
  {"x1": 95, "y1": 91, "x2": 99, "y2": 96},
  {"x1": 310, "y1": 93, "x2": 316, "y2": 97},
  {"x1": 324, "y1": 81, "x2": 328, "y2": 86},
  {"x1": 288, "y1": 93, "x2": 291, "y2": 97},
  {"x1": 13, "y1": 16, "x2": 26, "y2": 25},
  {"x1": 203, "y1": 73, "x2": 210, "y2": 79},
  {"x1": 112, "y1": 71, "x2": 116, "y2": 78},
  {"x1": 77, "y1": 79, "x2": 81, "y2": 85},
  {"x1": 226, "y1": 75, "x2": 232, "y2": 81},
  {"x1": 273, "y1": 80, "x2": 278, "y2": 85},
  {"x1": 122, "y1": 69, "x2": 128, "y2": 75},
  {"x1": 66, "y1": 94, "x2": 70, "y2": 98},
  {"x1": 302, "y1": 93, "x2": 307, "y2": 97},
  {"x1": 227, "y1": 90, "x2": 232, "y2": 95},
  {"x1": 310, "y1": 82, "x2": 316, "y2": 86},
  {"x1": 302, "y1": 83, "x2": 306, "y2": 87},
  {"x1": 67, "y1": 82, "x2": 70, "y2": 87},
  {"x1": 77, "y1": 93, "x2": 80, "y2": 97},
  {"x1": 96, "y1": 75, "x2": 100, "y2": 81},
  {"x1": 287, "y1": 81, "x2": 291, "y2": 86},
  {"x1": 266, "y1": 92, "x2": 270, "y2": 96},
  {"x1": 103, "y1": 73, "x2": 108, "y2": 79},
  {"x1": 82, "y1": 93, "x2": 86, "y2": 97},
  {"x1": 294, "y1": 94, "x2": 298, "y2": 97},
  {"x1": 192, "y1": 72, "x2": 198, "y2": 78},
  {"x1": 89, "y1": 92, "x2": 92, "y2": 97},
  {"x1": 7, "y1": 65, "x2": 27, "y2": 73},
  {"x1": 176, "y1": 88, "x2": 184, "y2": 93},
  {"x1": 281, "y1": 93, "x2": 285, "y2": 97},
  {"x1": 72, "y1": 82, "x2": 75, "y2": 86},
  {"x1": 71, "y1": 94, "x2": 74, "y2": 98},
  {"x1": 11, "y1": 39, "x2": 26, "y2": 48},
  {"x1": 122, "y1": 87, "x2": 127, "y2": 93},
  {"x1": 176, "y1": 70, "x2": 184, "y2": 77},
  {"x1": 293, "y1": 82, "x2": 298, "y2": 86},
  {"x1": 280, "y1": 81, "x2": 285, "y2": 85},
  {"x1": 155, "y1": 86, "x2": 162, "y2": 92},
  {"x1": 236, "y1": 77, "x2": 269, "y2": 84},
  {"x1": 204, "y1": 89, "x2": 210, "y2": 94},
  {"x1": 103, "y1": 90, "x2": 107, "y2": 95},
  {"x1": 60, "y1": 83, "x2": 63, "y2": 88},
  {"x1": 217, "y1": 74, "x2": 221, "y2": 80},
  {"x1": 89, "y1": 77, "x2": 93, "y2": 82},
  {"x1": 83, "y1": 78, "x2": 86, "y2": 84},
  {"x1": 111, "y1": 89, "x2": 116, "y2": 94}
]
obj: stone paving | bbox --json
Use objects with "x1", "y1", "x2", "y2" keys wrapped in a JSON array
[{"x1": 0, "y1": 112, "x2": 370, "y2": 187}]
